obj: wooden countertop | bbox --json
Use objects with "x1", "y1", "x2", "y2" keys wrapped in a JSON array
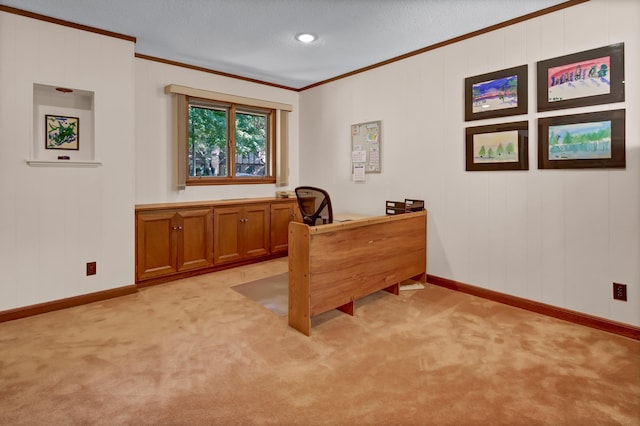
[
  {"x1": 308, "y1": 210, "x2": 426, "y2": 234},
  {"x1": 135, "y1": 196, "x2": 297, "y2": 211},
  {"x1": 333, "y1": 213, "x2": 372, "y2": 222}
]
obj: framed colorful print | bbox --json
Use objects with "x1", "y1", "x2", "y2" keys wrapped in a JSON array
[
  {"x1": 537, "y1": 43, "x2": 624, "y2": 112},
  {"x1": 538, "y1": 109, "x2": 625, "y2": 169},
  {"x1": 465, "y1": 121, "x2": 528, "y2": 171},
  {"x1": 464, "y1": 65, "x2": 528, "y2": 121},
  {"x1": 45, "y1": 115, "x2": 79, "y2": 150}
]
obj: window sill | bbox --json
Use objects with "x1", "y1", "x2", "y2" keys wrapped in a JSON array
[{"x1": 187, "y1": 177, "x2": 276, "y2": 185}]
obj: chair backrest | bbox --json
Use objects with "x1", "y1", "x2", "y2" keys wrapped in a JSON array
[{"x1": 294, "y1": 186, "x2": 333, "y2": 226}]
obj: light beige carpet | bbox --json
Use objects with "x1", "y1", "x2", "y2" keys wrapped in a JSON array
[{"x1": 1, "y1": 257, "x2": 639, "y2": 425}]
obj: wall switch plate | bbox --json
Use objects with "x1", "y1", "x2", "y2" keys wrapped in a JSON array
[
  {"x1": 613, "y1": 282, "x2": 627, "y2": 301},
  {"x1": 87, "y1": 262, "x2": 97, "y2": 276}
]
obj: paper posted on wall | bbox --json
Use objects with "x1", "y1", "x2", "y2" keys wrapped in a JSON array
[
  {"x1": 353, "y1": 163, "x2": 366, "y2": 182},
  {"x1": 352, "y1": 150, "x2": 366, "y2": 163},
  {"x1": 351, "y1": 120, "x2": 381, "y2": 174}
]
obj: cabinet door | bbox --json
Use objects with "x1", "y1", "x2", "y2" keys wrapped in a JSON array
[
  {"x1": 213, "y1": 206, "x2": 243, "y2": 264},
  {"x1": 244, "y1": 203, "x2": 270, "y2": 258},
  {"x1": 136, "y1": 211, "x2": 178, "y2": 281},
  {"x1": 271, "y1": 201, "x2": 296, "y2": 253},
  {"x1": 177, "y1": 208, "x2": 213, "y2": 272}
]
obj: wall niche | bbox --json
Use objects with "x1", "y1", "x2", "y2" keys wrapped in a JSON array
[{"x1": 29, "y1": 83, "x2": 99, "y2": 167}]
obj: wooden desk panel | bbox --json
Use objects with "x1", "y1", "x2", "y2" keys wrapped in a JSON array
[{"x1": 288, "y1": 210, "x2": 426, "y2": 335}]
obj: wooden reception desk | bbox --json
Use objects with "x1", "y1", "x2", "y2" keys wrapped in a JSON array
[{"x1": 288, "y1": 210, "x2": 427, "y2": 335}]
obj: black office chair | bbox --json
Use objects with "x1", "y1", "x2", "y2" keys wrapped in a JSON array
[{"x1": 294, "y1": 186, "x2": 333, "y2": 226}]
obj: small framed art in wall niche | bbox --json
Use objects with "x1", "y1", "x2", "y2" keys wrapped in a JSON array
[
  {"x1": 465, "y1": 121, "x2": 529, "y2": 171},
  {"x1": 464, "y1": 65, "x2": 528, "y2": 121},
  {"x1": 536, "y1": 43, "x2": 625, "y2": 112},
  {"x1": 538, "y1": 109, "x2": 625, "y2": 170},
  {"x1": 45, "y1": 115, "x2": 79, "y2": 150}
]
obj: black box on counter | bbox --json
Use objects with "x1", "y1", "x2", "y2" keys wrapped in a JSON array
[
  {"x1": 404, "y1": 199, "x2": 425, "y2": 212},
  {"x1": 386, "y1": 200, "x2": 405, "y2": 209},
  {"x1": 386, "y1": 200, "x2": 406, "y2": 215},
  {"x1": 386, "y1": 207, "x2": 406, "y2": 215}
]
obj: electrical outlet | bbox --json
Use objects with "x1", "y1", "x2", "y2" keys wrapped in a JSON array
[
  {"x1": 86, "y1": 262, "x2": 97, "y2": 276},
  {"x1": 613, "y1": 282, "x2": 627, "y2": 301}
]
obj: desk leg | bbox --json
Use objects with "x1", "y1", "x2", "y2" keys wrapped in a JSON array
[
  {"x1": 413, "y1": 272, "x2": 426, "y2": 283},
  {"x1": 383, "y1": 283, "x2": 400, "y2": 295},
  {"x1": 336, "y1": 300, "x2": 354, "y2": 316}
]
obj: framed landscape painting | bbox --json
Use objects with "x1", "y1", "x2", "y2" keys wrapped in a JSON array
[
  {"x1": 537, "y1": 43, "x2": 625, "y2": 112},
  {"x1": 465, "y1": 65, "x2": 528, "y2": 121},
  {"x1": 538, "y1": 109, "x2": 625, "y2": 169},
  {"x1": 465, "y1": 121, "x2": 528, "y2": 171}
]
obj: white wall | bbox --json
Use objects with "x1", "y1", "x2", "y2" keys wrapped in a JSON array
[
  {"x1": 298, "y1": 0, "x2": 640, "y2": 326},
  {"x1": 134, "y1": 59, "x2": 300, "y2": 204},
  {"x1": 0, "y1": 10, "x2": 300, "y2": 313},
  {"x1": 2, "y1": 1, "x2": 637, "y2": 328},
  {"x1": 0, "y1": 12, "x2": 136, "y2": 310}
]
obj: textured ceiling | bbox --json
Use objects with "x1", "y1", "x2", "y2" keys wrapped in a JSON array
[{"x1": 1, "y1": 0, "x2": 570, "y2": 89}]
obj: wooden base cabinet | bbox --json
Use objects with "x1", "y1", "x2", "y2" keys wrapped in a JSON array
[
  {"x1": 271, "y1": 201, "x2": 298, "y2": 253},
  {"x1": 136, "y1": 208, "x2": 213, "y2": 281},
  {"x1": 136, "y1": 198, "x2": 299, "y2": 285},
  {"x1": 213, "y1": 203, "x2": 270, "y2": 265}
]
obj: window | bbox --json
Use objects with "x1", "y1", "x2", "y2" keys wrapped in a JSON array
[
  {"x1": 187, "y1": 97, "x2": 275, "y2": 185},
  {"x1": 165, "y1": 84, "x2": 291, "y2": 189}
]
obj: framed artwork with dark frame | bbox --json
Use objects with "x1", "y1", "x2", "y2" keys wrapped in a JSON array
[
  {"x1": 537, "y1": 43, "x2": 624, "y2": 112},
  {"x1": 464, "y1": 65, "x2": 528, "y2": 121},
  {"x1": 465, "y1": 121, "x2": 528, "y2": 171},
  {"x1": 538, "y1": 109, "x2": 625, "y2": 170},
  {"x1": 45, "y1": 115, "x2": 79, "y2": 150}
]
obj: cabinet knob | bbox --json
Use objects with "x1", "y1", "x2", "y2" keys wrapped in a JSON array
[{"x1": 178, "y1": 226, "x2": 183, "y2": 230}]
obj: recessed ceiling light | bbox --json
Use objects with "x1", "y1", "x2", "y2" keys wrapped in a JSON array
[{"x1": 296, "y1": 33, "x2": 317, "y2": 43}]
